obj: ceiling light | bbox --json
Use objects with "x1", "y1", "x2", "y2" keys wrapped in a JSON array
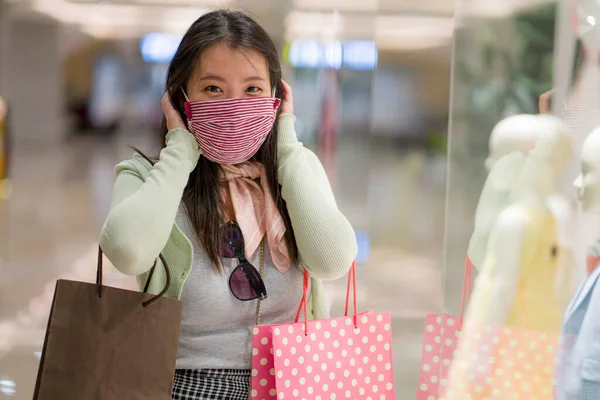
[
  {"x1": 376, "y1": 37, "x2": 451, "y2": 51},
  {"x1": 375, "y1": 15, "x2": 454, "y2": 39},
  {"x1": 293, "y1": 0, "x2": 378, "y2": 12},
  {"x1": 285, "y1": 11, "x2": 453, "y2": 50},
  {"x1": 285, "y1": 11, "x2": 374, "y2": 42},
  {"x1": 0, "y1": 380, "x2": 16, "y2": 388},
  {"x1": 30, "y1": 0, "x2": 210, "y2": 38},
  {"x1": 66, "y1": 0, "x2": 229, "y2": 5}
]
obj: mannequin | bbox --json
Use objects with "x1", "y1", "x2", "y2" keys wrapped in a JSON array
[
  {"x1": 484, "y1": 114, "x2": 542, "y2": 169},
  {"x1": 467, "y1": 114, "x2": 544, "y2": 271},
  {"x1": 573, "y1": 127, "x2": 600, "y2": 212},
  {"x1": 557, "y1": 125, "x2": 600, "y2": 399},
  {"x1": 444, "y1": 115, "x2": 574, "y2": 399},
  {"x1": 470, "y1": 114, "x2": 572, "y2": 328},
  {"x1": 556, "y1": 0, "x2": 600, "y2": 199},
  {"x1": 467, "y1": 115, "x2": 575, "y2": 286},
  {"x1": 559, "y1": 0, "x2": 600, "y2": 300}
]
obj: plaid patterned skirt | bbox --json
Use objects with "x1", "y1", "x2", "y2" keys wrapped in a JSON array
[{"x1": 172, "y1": 369, "x2": 251, "y2": 400}]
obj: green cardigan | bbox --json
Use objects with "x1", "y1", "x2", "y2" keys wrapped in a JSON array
[{"x1": 99, "y1": 114, "x2": 358, "y2": 320}]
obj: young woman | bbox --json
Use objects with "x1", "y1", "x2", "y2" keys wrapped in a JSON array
[{"x1": 99, "y1": 9, "x2": 357, "y2": 400}]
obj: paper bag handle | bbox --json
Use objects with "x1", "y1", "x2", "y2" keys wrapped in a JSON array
[
  {"x1": 294, "y1": 261, "x2": 358, "y2": 334},
  {"x1": 458, "y1": 256, "x2": 473, "y2": 330},
  {"x1": 344, "y1": 261, "x2": 358, "y2": 329},
  {"x1": 294, "y1": 268, "x2": 311, "y2": 335},
  {"x1": 96, "y1": 246, "x2": 171, "y2": 307}
]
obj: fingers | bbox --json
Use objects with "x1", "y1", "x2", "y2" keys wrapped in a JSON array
[
  {"x1": 281, "y1": 79, "x2": 293, "y2": 100},
  {"x1": 161, "y1": 92, "x2": 176, "y2": 115},
  {"x1": 162, "y1": 91, "x2": 186, "y2": 130},
  {"x1": 279, "y1": 79, "x2": 294, "y2": 115},
  {"x1": 539, "y1": 89, "x2": 554, "y2": 114}
]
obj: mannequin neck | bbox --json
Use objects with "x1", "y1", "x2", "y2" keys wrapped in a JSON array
[{"x1": 512, "y1": 147, "x2": 559, "y2": 205}]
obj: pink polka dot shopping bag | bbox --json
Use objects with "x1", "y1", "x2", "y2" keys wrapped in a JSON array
[
  {"x1": 418, "y1": 257, "x2": 559, "y2": 400},
  {"x1": 251, "y1": 263, "x2": 396, "y2": 400},
  {"x1": 416, "y1": 258, "x2": 473, "y2": 400}
]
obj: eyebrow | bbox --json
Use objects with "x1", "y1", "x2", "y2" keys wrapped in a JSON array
[{"x1": 199, "y1": 74, "x2": 266, "y2": 82}]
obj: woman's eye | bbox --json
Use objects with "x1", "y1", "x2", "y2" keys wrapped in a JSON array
[
  {"x1": 247, "y1": 86, "x2": 262, "y2": 93},
  {"x1": 205, "y1": 85, "x2": 222, "y2": 93}
]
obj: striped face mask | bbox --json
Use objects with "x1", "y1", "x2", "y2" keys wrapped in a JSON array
[{"x1": 182, "y1": 90, "x2": 281, "y2": 165}]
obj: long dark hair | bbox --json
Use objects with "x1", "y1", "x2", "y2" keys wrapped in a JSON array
[{"x1": 140, "y1": 10, "x2": 297, "y2": 270}]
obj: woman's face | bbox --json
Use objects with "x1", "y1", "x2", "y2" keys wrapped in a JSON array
[{"x1": 187, "y1": 42, "x2": 272, "y2": 101}]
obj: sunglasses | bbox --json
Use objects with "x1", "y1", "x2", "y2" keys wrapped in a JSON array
[{"x1": 221, "y1": 221, "x2": 268, "y2": 302}]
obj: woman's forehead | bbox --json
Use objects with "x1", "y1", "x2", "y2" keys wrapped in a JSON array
[{"x1": 194, "y1": 43, "x2": 269, "y2": 81}]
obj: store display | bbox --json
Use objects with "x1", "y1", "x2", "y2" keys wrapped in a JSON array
[
  {"x1": 477, "y1": 115, "x2": 571, "y2": 326},
  {"x1": 558, "y1": 0, "x2": 600, "y2": 201},
  {"x1": 467, "y1": 114, "x2": 541, "y2": 271},
  {"x1": 443, "y1": 120, "x2": 573, "y2": 399},
  {"x1": 556, "y1": 125, "x2": 600, "y2": 400},
  {"x1": 467, "y1": 115, "x2": 575, "y2": 281}
]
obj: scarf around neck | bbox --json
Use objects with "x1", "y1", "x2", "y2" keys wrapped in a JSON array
[{"x1": 219, "y1": 162, "x2": 291, "y2": 273}]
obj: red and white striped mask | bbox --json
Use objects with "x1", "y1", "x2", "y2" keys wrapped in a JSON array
[{"x1": 183, "y1": 92, "x2": 281, "y2": 165}]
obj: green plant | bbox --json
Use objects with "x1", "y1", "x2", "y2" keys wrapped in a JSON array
[
  {"x1": 426, "y1": 129, "x2": 448, "y2": 153},
  {"x1": 455, "y1": 4, "x2": 558, "y2": 164}
]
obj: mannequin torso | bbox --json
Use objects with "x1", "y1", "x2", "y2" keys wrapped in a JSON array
[
  {"x1": 468, "y1": 115, "x2": 575, "y2": 281},
  {"x1": 468, "y1": 115, "x2": 545, "y2": 270},
  {"x1": 558, "y1": 125, "x2": 600, "y2": 399}
]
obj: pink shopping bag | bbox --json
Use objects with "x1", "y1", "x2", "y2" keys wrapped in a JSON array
[
  {"x1": 442, "y1": 321, "x2": 558, "y2": 400},
  {"x1": 416, "y1": 257, "x2": 472, "y2": 400},
  {"x1": 251, "y1": 323, "x2": 279, "y2": 399},
  {"x1": 251, "y1": 263, "x2": 396, "y2": 399},
  {"x1": 418, "y1": 314, "x2": 462, "y2": 399}
]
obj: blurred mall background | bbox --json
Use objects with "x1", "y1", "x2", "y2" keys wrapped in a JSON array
[{"x1": 0, "y1": 0, "x2": 566, "y2": 398}]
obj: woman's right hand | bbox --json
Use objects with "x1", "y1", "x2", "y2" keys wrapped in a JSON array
[{"x1": 162, "y1": 91, "x2": 187, "y2": 131}]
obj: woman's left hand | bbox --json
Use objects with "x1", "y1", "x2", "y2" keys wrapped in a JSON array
[
  {"x1": 280, "y1": 79, "x2": 294, "y2": 115},
  {"x1": 539, "y1": 89, "x2": 554, "y2": 114}
]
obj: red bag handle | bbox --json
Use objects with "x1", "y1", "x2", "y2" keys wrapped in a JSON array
[
  {"x1": 458, "y1": 256, "x2": 473, "y2": 331},
  {"x1": 295, "y1": 261, "x2": 357, "y2": 335},
  {"x1": 344, "y1": 261, "x2": 358, "y2": 329},
  {"x1": 294, "y1": 268, "x2": 310, "y2": 334},
  {"x1": 458, "y1": 256, "x2": 531, "y2": 329}
]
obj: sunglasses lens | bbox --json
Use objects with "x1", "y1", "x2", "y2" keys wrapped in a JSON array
[
  {"x1": 229, "y1": 262, "x2": 267, "y2": 301},
  {"x1": 221, "y1": 222, "x2": 243, "y2": 258}
]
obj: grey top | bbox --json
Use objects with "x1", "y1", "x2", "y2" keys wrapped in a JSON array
[{"x1": 175, "y1": 206, "x2": 306, "y2": 370}]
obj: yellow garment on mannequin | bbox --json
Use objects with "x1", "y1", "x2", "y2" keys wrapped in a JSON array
[
  {"x1": 465, "y1": 203, "x2": 562, "y2": 331},
  {"x1": 442, "y1": 203, "x2": 562, "y2": 400},
  {"x1": 505, "y1": 204, "x2": 562, "y2": 331}
]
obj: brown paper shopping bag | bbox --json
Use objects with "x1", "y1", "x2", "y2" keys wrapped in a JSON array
[{"x1": 33, "y1": 247, "x2": 183, "y2": 400}]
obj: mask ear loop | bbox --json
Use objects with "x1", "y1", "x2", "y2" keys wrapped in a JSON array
[
  {"x1": 180, "y1": 88, "x2": 192, "y2": 120},
  {"x1": 181, "y1": 88, "x2": 191, "y2": 102}
]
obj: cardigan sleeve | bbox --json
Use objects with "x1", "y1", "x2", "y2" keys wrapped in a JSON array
[
  {"x1": 99, "y1": 128, "x2": 201, "y2": 275},
  {"x1": 277, "y1": 114, "x2": 358, "y2": 280}
]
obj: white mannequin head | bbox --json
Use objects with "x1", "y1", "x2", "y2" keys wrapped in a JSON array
[
  {"x1": 533, "y1": 114, "x2": 572, "y2": 170},
  {"x1": 486, "y1": 114, "x2": 544, "y2": 170},
  {"x1": 574, "y1": 126, "x2": 600, "y2": 212},
  {"x1": 575, "y1": 0, "x2": 600, "y2": 54}
]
